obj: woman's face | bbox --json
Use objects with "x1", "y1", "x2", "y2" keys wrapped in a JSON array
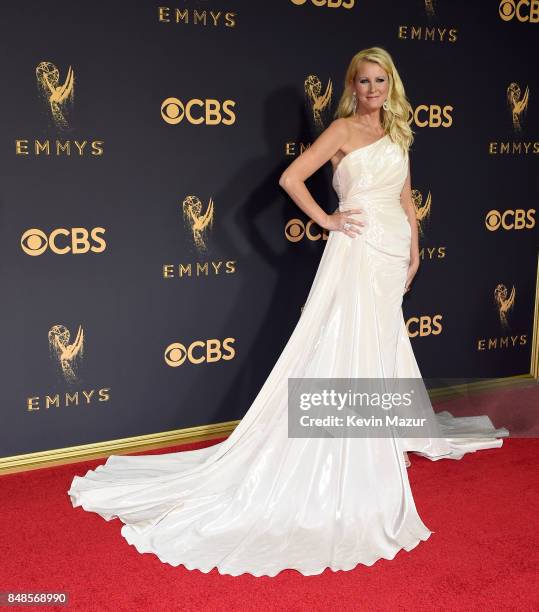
[{"x1": 352, "y1": 60, "x2": 389, "y2": 112}]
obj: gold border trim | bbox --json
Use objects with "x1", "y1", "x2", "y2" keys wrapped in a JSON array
[
  {"x1": 1, "y1": 373, "x2": 537, "y2": 476},
  {"x1": 0, "y1": 420, "x2": 238, "y2": 476}
]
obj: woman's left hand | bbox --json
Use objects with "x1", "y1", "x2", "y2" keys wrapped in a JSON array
[{"x1": 404, "y1": 257, "x2": 420, "y2": 293}]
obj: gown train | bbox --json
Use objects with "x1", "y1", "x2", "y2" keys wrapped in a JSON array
[{"x1": 68, "y1": 134, "x2": 508, "y2": 576}]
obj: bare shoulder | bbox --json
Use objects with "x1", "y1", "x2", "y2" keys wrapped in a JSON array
[
  {"x1": 325, "y1": 118, "x2": 352, "y2": 169},
  {"x1": 324, "y1": 117, "x2": 350, "y2": 140},
  {"x1": 303, "y1": 117, "x2": 350, "y2": 163},
  {"x1": 279, "y1": 117, "x2": 353, "y2": 184}
]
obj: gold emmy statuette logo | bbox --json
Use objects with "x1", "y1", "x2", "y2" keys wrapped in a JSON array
[
  {"x1": 409, "y1": 188, "x2": 444, "y2": 261},
  {"x1": 425, "y1": 0, "x2": 436, "y2": 17},
  {"x1": 412, "y1": 189, "x2": 432, "y2": 236},
  {"x1": 182, "y1": 195, "x2": 214, "y2": 251},
  {"x1": 494, "y1": 284, "x2": 515, "y2": 328},
  {"x1": 305, "y1": 75, "x2": 332, "y2": 130},
  {"x1": 36, "y1": 62, "x2": 75, "y2": 129},
  {"x1": 48, "y1": 324, "x2": 84, "y2": 383},
  {"x1": 507, "y1": 82, "x2": 529, "y2": 132}
]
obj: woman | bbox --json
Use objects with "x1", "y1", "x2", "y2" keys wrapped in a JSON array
[
  {"x1": 68, "y1": 47, "x2": 507, "y2": 577},
  {"x1": 279, "y1": 47, "x2": 419, "y2": 468}
]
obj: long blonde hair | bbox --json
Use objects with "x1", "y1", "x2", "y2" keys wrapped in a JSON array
[{"x1": 334, "y1": 47, "x2": 414, "y2": 153}]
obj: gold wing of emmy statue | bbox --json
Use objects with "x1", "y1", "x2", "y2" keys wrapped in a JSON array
[
  {"x1": 500, "y1": 285, "x2": 516, "y2": 317},
  {"x1": 416, "y1": 191, "x2": 432, "y2": 222},
  {"x1": 191, "y1": 197, "x2": 214, "y2": 232},
  {"x1": 412, "y1": 190, "x2": 431, "y2": 236},
  {"x1": 36, "y1": 62, "x2": 74, "y2": 129},
  {"x1": 508, "y1": 83, "x2": 529, "y2": 131},
  {"x1": 54, "y1": 324, "x2": 84, "y2": 362},
  {"x1": 183, "y1": 196, "x2": 214, "y2": 251},
  {"x1": 304, "y1": 75, "x2": 333, "y2": 130},
  {"x1": 49, "y1": 65, "x2": 75, "y2": 104},
  {"x1": 513, "y1": 86, "x2": 529, "y2": 115},
  {"x1": 312, "y1": 80, "x2": 333, "y2": 114},
  {"x1": 494, "y1": 284, "x2": 515, "y2": 328},
  {"x1": 49, "y1": 324, "x2": 84, "y2": 383}
]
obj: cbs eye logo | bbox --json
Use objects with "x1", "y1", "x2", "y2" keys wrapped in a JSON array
[
  {"x1": 290, "y1": 0, "x2": 355, "y2": 8},
  {"x1": 20, "y1": 227, "x2": 107, "y2": 256},
  {"x1": 164, "y1": 338, "x2": 236, "y2": 366},
  {"x1": 161, "y1": 97, "x2": 236, "y2": 125},
  {"x1": 285, "y1": 218, "x2": 328, "y2": 242},
  {"x1": 485, "y1": 209, "x2": 536, "y2": 231},
  {"x1": 499, "y1": 0, "x2": 539, "y2": 22}
]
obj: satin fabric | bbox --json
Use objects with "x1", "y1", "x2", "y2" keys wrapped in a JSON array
[{"x1": 68, "y1": 134, "x2": 507, "y2": 577}]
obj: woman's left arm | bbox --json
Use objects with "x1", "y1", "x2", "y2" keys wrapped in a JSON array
[{"x1": 400, "y1": 160, "x2": 420, "y2": 292}]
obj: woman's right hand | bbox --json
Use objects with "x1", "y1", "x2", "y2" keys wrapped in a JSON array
[{"x1": 322, "y1": 208, "x2": 364, "y2": 238}]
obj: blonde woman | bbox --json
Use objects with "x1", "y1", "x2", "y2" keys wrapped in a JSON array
[{"x1": 68, "y1": 47, "x2": 507, "y2": 577}]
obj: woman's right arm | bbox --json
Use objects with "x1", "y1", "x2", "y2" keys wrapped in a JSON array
[{"x1": 278, "y1": 119, "x2": 363, "y2": 238}]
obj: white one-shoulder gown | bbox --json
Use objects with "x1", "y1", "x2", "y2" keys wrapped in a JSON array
[{"x1": 68, "y1": 134, "x2": 507, "y2": 577}]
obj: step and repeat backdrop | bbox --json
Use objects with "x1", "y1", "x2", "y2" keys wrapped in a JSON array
[{"x1": 0, "y1": 0, "x2": 537, "y2": 458}]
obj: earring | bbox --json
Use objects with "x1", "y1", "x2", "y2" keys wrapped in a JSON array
[
  {"x1": 352, "y1": 92, "x2": 357, "y2": 114},
  {"x1": 383, "y1": 99, "x2": 389, "y2": 111}
]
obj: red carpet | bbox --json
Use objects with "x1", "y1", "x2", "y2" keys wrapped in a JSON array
[{"x1": 1, "y1": 437, "x2": 537, "y2": 612}]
